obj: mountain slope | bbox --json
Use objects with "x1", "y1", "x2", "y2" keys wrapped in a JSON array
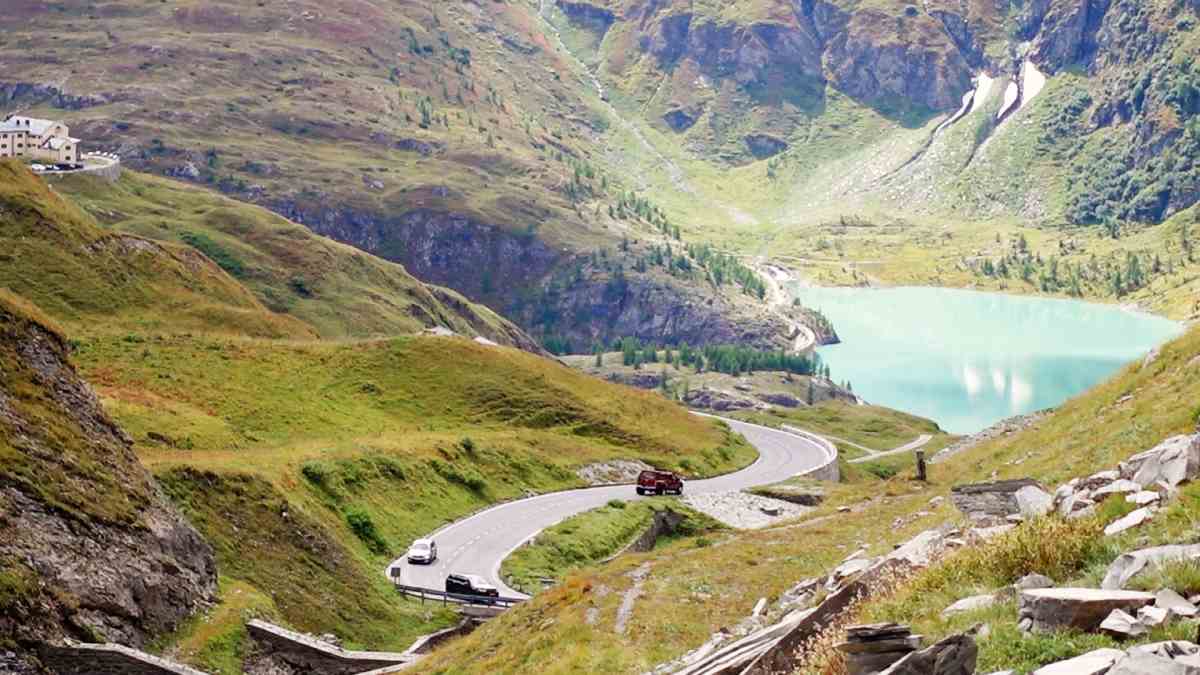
[
  {"x1": 0, "y1": 1, "x2": 798, "y2": 351},
  {"x1": 0, "y1": 290, "x2": 216, "y2": 668}
]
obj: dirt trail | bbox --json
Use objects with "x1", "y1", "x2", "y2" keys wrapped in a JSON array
[{"x1": 615, "y1": 563, "x2": 651, "y2": 635}]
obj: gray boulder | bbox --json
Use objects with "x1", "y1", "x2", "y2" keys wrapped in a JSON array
[
  {"x1": 951, "y1": 479, "x2": 1051, "y2": 524},
  {"x1": 1120, "y1": 435, "x2": 1200, "y2": 488},
  {"x1": 1099, "y1": 608, "x2": 1147, "y2": 637},
  {"x1": 1019, "y1": 588, "x2": 1154, "y2": 633},
  {"x1": 1109, "y1": 652, "x2": 1200, "y2": 674},
  {"x1": 1101, "y1": 544, "x2": 1200, "y2": 589},
  {"x1": 1157, "y1": 590, "x2": 1200, "y2": 618},
  {"x1": 1031, "y1": 648, "x2": 1125, "y2": 675},
  {"x1": 941, "y1": 594, "x2": 996, "y2": 619},
  {"x1": 1104, "y1": 506, "x2": 1155, "y2": 536},
  {"x1": 1092, "y1": 479, "x2": 1143, "y2": 499}
]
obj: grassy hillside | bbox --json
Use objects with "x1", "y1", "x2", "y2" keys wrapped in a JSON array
[
  {"x1": 62, "y1": 330, "x2": 754, "y2": 669},
  {"x1": 55, "y1": 170, "x2": 537, "y2": 347},
  {"x1": 1, "y1": 159, "x2": 760, "y2": 671},
  {"x1": 419, "y1": 321, "x2": 1200, "y2": 674},
  {"x1": 0, "y1": 160, "x2": 313, "y2": 339}
]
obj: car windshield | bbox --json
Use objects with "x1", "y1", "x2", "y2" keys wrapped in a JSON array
[
  {"x1": 411, "y1": 542, "x2": 430, "y2": 551},
  {"x1": 467, "y1": 575, "x2": 492, "y2": 587}
]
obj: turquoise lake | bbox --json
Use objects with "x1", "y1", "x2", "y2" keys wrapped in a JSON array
[{"x1": 791, "y1": 286, "x2": 1185, "y2": 434}]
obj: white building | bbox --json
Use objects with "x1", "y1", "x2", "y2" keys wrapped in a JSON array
[{"x1": 0, "y1": 115, "x2": 80, "y2": 164}]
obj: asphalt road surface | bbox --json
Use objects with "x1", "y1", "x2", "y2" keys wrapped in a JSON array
[{"x1": 388, "y1": 416, "x2": 835, "y2": 598}]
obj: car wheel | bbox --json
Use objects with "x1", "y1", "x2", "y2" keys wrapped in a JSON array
[{"x1": 635, "y1": 487, "x2": 643, "y2": 495}]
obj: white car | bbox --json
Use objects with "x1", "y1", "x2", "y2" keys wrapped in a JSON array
[{"x1": 406, "y1": 538, "x2": 438, "y2": 564}]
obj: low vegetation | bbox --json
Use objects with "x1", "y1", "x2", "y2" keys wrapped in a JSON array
[{"x1": 502, "y1": 500, "x2": 723, "y2": 595}]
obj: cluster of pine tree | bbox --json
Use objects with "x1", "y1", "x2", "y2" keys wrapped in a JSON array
[
  {"x1": 973, "y1": 226, "x2": 1196, "y2": 298},
  {"x1": 603, "y1": 337, "x2": 829, "y2": 378}
]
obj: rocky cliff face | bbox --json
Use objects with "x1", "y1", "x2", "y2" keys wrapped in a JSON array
[
  {"x1": 271, "y1": 200, "x2": 794, "y2": 351},
  {"x1": 0, "y1": 296, "x2": 216, "y2": 668},
  {"x1": 563, "y1": 0, "x2": 1197, "y2": 224}
]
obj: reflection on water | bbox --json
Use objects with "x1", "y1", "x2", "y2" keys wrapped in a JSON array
[{"x1": 792, "y1": 286, "x2": 1184, "y2": 434}]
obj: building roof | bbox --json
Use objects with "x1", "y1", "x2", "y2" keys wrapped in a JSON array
[
  {"x1": 45, "y1": 137, "x2": 79, "y2": 150},
  {"x1": 0, "y1": 116, "x2": 59, "y2": 136}
]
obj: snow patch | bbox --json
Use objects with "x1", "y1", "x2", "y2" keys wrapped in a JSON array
[
  {"x1": 1021, "y1": 59, "x2": 1047, "y2": 109},
  {"x1": 997, "y1": 80, "x2": 1020, "y2": 120}
]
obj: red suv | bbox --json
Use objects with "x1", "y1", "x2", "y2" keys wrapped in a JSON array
[{"x1": 636, "y1": 470, "x2": 684, "y2": 495}]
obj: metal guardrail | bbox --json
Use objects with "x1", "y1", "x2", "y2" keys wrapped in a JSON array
[{"x1": 393, "y1": 582, "x2": 525, "y2": 609}]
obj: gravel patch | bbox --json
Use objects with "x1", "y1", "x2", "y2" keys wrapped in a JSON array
[
  {"x1": 683, "y1": 491, "x2": 811, "y2": 529},
  {"x1": 932, "y1": 411, "x2": 1047, "y2": 464},
  {"x1": 576, "y1": 459, "x2": 656, "y2": 485}
]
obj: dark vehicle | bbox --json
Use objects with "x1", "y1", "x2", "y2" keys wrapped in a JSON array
[
  {"x1": 636, "y1": 469, "x2": 684, "y2": 495},
  {"x1": 445, "y1": 574, "x2": 499, "y2": 601}
]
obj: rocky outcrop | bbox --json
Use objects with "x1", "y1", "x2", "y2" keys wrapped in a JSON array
[
  {"x1": 0, "y1": 81, "x2": 113, "y2": 110},
  {"x1": 0, "y1": 298, "x2": 217, "y2": 667},
  {"x1": 879, "y1": 632, "x2": 977, "y2": 675},
  {"x1": 271, "y1": 202, "x2": 562, "y2": 309},
  {"x1": 837, "y1": 623, "x2": 921, "y2": 675},
  {"x1": 950, "y1": 479, "x2": 1052, "y2": 524},
  {"x1": 744, "y1": 134, "x2": 788, "y2": 159}
]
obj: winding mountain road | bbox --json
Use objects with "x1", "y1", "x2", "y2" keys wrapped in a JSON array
[{"x1": 387, "y1": 416, "x2": 836, "y2": 598}]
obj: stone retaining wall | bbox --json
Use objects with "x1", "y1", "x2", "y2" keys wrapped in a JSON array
[
  {"x1": 245, "y1": 620, "x2": 412, "y2": 675},
  {"x1": 785, "y1": 426, "x2": 840, "y2": 482},
  {"x1": 40, "y1": 643, "x2": 207, "y2": 675}
]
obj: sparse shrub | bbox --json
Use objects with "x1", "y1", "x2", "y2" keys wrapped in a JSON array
[
  {"x1": 431, "y1": 460, "x2": 487, "y2": 492},
  {"x1": 606, "y1": 499, "x2": 626, "y2": 510},
  {"x1": 345, "y1": 507, "x2": 388, "y2": 554},
  {"x1": 180, "y1": 231, "x2": 245, "y2": 278},
  {"x1": 864, "y1": 463, "x2": 897, "y2": 480},
  {"x1": 300, "y1": 461, "x2": 331, "y2": 488},
  {"x1": 694, "y1": 537, "x2": 711, "y2": 548},
  {"x1": 460, "y1": 436, "x2": 477, "y2": 456}
]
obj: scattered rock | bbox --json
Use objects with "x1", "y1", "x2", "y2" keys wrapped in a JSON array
[
  {"x1": 1058, "y1": 492, "x2": 1096, "y2": 517},
  {"x1": 1102, "y1": 545, "x2": 1200, "y2": 589},
  {"x1": 1015, "y1": 574, "x2": 1055, "y2": 591},
  {"x1": 1031, "y1": 648, "x2": 1125, "y2": 675},
  {"x1": 1109, "y1": 652, "x2": 1200, "y2": 674},
  {"x1": 942, "y1": 594, "x2": 996, "y2": 619},
  {"x1": 1100, "y1": 608, "x2": 1147, "y2": 637},
  {"x1": 1137, "y1": 604, "x2": 1169, "y2": 627},
  {"x1": 1104, "y1": 506, "x2": 1156, "y2": 536},
  {"x1": 1120, "y1": 435, "x2": 1200, "y2": 488},
  {"x1": 878, "y1": 633, "x2": 977, "y2": 675},
  {"x1": 1080, "y1": 470, "x2": 1121, "y2": 491},
  {"x1": 1126, "y1": 490, "x2": 1162, "y2": 506},
  {"x1": 1018, "y1": 588, "x2": 1154, "y2": 633},
  {"x1": 838, "y1": 623, "x2": 921, "y2": 675},
  {"x1": 757, "y1": 392, "x2": 802, "y2": 408},
  {"x1": 1092, "y1": 479, "x2": 1143, "y2": 498},
  {"x1": 682, "y1": 491, "x2": 809, "y2": 529},
  {"x1": 575, "y1": 459, "x2": 657, "y2": 485},
  {"x1": 1157, "y1": 590, "x2": 1199, "y2": 618},
  {"x1": 1128, "y1": 640, "x2": 1200, "y2": 660}
]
